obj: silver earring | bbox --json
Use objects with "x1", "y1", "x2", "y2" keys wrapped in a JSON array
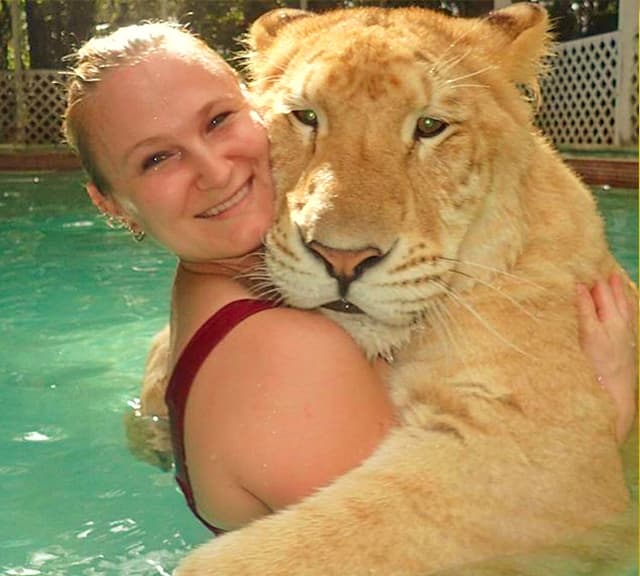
[
  {"x1": 99, "y1": 211, "x2": 145, "y2": 241},
  {"x1": 101, "y1": 211, "x2": 123, "y2": 230},
  {"x1": 121, "y1": 220, "x2": 146, "y2": 242},
  {"x1": 130, "y1": 228, "x2": 146, "y2": 242}
]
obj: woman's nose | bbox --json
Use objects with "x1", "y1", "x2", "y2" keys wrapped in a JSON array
[{"x1": 193, "y1": 148, "x2": 233, "y2": 191}]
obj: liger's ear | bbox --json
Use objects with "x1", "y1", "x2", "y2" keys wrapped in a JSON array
[
  {"x1": 481, "y1": 2, "x2": 552, "y2": 88},
  {"x1": 248, "y1": 8, "x2": 313, "y2": 53}
]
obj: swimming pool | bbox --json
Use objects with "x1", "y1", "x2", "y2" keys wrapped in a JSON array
[{"x1": 1, "y1": 171, "x2": 637, "y2": 575}]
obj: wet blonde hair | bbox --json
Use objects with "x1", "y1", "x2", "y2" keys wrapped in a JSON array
[{"x1": 63, "y1": 21, "x2": 233, "y2": 193}]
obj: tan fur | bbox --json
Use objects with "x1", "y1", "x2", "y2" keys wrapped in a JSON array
[
  {"x1": 174, "y1": 4, "x2": 637, "y2": 574},
  {"x1": 125, "y1": 325, "x2": 172, "y2": 470}
]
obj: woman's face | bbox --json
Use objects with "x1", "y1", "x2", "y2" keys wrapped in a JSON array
[{"x1": 85, "y1": 52, "x2": 274, "y2": 263}]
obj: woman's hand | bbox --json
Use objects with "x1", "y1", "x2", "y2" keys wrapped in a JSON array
[{"x1": 577, "y1": 274, "x2": 638, "y2": 444}]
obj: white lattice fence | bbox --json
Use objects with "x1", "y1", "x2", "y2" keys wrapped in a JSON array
[
  {"x1": 0, "y1": 70, "x2": 68, "y2": 145},
  {"x1": 25, "y1": 70, "x2": 68, "y2": 144},
  {"x1": 0, "y1": 71, "x2": 16, "y2": 142},
  {"x1": 0, "y1": 34, "x2": 637, "y2": 147},
  {"x1": 536, "y1": 31, "x2": 638, "y2": 147}
]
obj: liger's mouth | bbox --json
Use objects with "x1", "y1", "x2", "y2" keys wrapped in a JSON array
[
  {"x1": 321, "y1": 299, "x2": 365, "y2": 314},
  {"x1": 197, "y1": 180, "x2": 251, "y2": 218}
]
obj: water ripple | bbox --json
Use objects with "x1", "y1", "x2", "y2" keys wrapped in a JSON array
[{"x1": 13, "y1": 427, "x2": 67, "y2": 443}]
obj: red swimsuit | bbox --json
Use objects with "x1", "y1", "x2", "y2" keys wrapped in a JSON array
[{"x1": 164, "y1": 298, "x2": 276, "y2": 534}]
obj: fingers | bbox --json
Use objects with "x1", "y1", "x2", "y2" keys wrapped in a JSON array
[
  {"x1": 609, "y1": 274, "x2": 637, "y2": 342},
  {"x1": 608, "y1": 273, "x2": 630, "y2": 322},
  {"x1": 577, "y1": 274, "x2": 638, "y2": 345},
  {"x1": 576, "y1": 283, "x2": 598, "y2": 337},
  {"x1": 590, "y1": 277, "x2": 619, "y2": 322}
]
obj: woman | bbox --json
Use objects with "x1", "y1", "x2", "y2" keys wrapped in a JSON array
[{"x1": 63, "y1": 22, "x2": 637, "y2": 534}]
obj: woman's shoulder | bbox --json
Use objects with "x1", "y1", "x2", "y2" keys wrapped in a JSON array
[
  {"x1": 218, "y1": 304, "x2": 376, "y2": 369},
  {"x1": 170, "y1": 272, "x2": 254, "y2": 359},
  {"x1": 173, "y1": 266, "x2": 358, "y2": 360},
  {"x1": 233, "y1": 291, "x2": 357, "y2": 331},
  {"x1": 187, "y1": 303, "x2": 394, "y2": 515},
  {"x1": 199, "y1": 303, "x2": 390, "y2": 436}
]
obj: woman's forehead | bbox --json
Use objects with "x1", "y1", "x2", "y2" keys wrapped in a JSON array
[
  {"x1": 91, "y1": 53, "x2": 241, "y2": 114},
  {"x1": 81, "y1": 52, "x2": 243, "y2": 169},
  {"x1": 118, "y1": 50, "x2": 235, "y2": 83}
]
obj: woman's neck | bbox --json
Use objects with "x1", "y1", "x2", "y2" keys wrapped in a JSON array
[{"x1": 178, "y1": 250, "x2": 263, "y2": 278}]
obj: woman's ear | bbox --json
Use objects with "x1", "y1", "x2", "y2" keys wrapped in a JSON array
[
  {"x1": 86, "y1": 182, "x2": 122, "y2": 217},
  {"x1": 86, "y1": 182, "x2": 145, "y2": 240}
]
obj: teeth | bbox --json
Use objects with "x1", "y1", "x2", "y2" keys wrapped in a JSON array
[{"x1": 199, "y1": 183, "x2": 250, "y2": 218}]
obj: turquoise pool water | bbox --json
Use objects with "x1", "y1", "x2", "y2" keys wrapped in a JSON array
[
  {"x1": 1, "y1": 172, "x2": 207, "y2": 575},
  {"x1": 1, "y1": 171, "x2": 637, "y2": 575}
]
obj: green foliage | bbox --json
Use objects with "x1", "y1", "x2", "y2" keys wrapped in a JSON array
[
  {"x1": 306, "y1": 1, "x2": 492, "y2": 16},
  {"x1": 24, "y1": 0, "x2": 97, "y2": 68},
  {"x1": 180, "y1": 1, "x2": 298, "y2": 59},
  {"x1": 519, "y1": 0, "x2": 619, "y2": 41},
  {"x1": 0, "y1": 0, "x2": 11, "y2": 69},
  {"x1": 0, "y1": 0, "x2": 622, "y2": 71},
  {"x1": 95, "y1": 0, "x2": 174, "y2": 29}
]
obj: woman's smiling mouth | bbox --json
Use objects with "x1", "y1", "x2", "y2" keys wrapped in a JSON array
[{"x1": 197, "y1": 180, "x2": 251, "y2": 218}]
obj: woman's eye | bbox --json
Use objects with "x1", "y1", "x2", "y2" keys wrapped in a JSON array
[
  {"x1": 292, "y1": 109, "x2": 319, "y2": 128},
  {"x1": 142, "y1": 152, "x2": 172, "y2": 171},
  {"x1": 208, "y1": 112, "x2": 231, "y2": 131},
  {"x1": 414, "y1": 117, "x2": 448, "y2": 139}
]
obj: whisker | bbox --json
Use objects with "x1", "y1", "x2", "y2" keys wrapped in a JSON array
[
  {"x1": 232, "y1": 259, "x2": 286, "y2": 305},
  {"x1": 251, "y1": 285, "x2": 285, "y2": 305},
  {"x1": 445, "y1": 64, "x2": 496, "y2": 85},
  {"x1": 430, "y1": 17, "x2": 486, "y2": 74},
  {"x1": 432, "y1": 299, "x2": 484, "y2": 383},
  {"x1": 234, "y1": 268, "x2": 268, "y2": 284},
  {"x1": 437, "y1": 256, "x2": 550, "y2": 293},
  {"x1": 430, "y1": 47, "x2": 473, "y2": 76},
  {"x1": 248, "y1": 61, "x2": 290, "y2": 82},
  {"x1": 433, "y1": 279, "x2": 535, "y2": 359},
  {"x1": 252, "y1": 73, "x2": 286, "y2": 85},
  {"x1": 245, "y1": 275, "x2": 281, "y2": 293},
  {"x1": 448, "y1": 269, "x2": 540, "y2": 323},
  {"x1": 430, "y1": 299, "x2": 466, "y2": 367},
  {"x1": 441, "y1": 83, "x2": 489, "y2": 91}
]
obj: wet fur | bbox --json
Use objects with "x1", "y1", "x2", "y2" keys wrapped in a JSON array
[{"x1": 173, "y1": 4, "x2": 637, "y2": 574}]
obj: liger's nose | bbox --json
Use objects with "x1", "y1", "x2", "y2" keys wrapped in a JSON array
[{"x1": 306, "y1": 241, "x2": 383, "y2": 296}]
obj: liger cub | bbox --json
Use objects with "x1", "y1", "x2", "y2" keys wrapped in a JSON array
[{"x1": 175, "y1": 4, "x2": 636, "y2": 575}]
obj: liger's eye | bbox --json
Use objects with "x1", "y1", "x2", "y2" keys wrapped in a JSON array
[
  {"x1": 414, "y1": 117, "x2": 447, "y2": 139},
  {"x1": 292, "y1": 109, "x2": 319, "y2": 128}
]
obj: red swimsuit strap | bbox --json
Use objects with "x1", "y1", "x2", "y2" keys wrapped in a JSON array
[{"x1": 165, "y1": 298, "x2": 276, "y2": 534}]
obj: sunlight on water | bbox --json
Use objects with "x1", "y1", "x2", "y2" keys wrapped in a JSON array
[
  {"x1": 593, "y1": 185, "x2": 639, "y2": 284},
  {"x1": 0, "y1": 171, "x2": 637, "y2": 575},
  {"x1": 1, "y1": 172, "x2": 210, "y2": 576}
]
